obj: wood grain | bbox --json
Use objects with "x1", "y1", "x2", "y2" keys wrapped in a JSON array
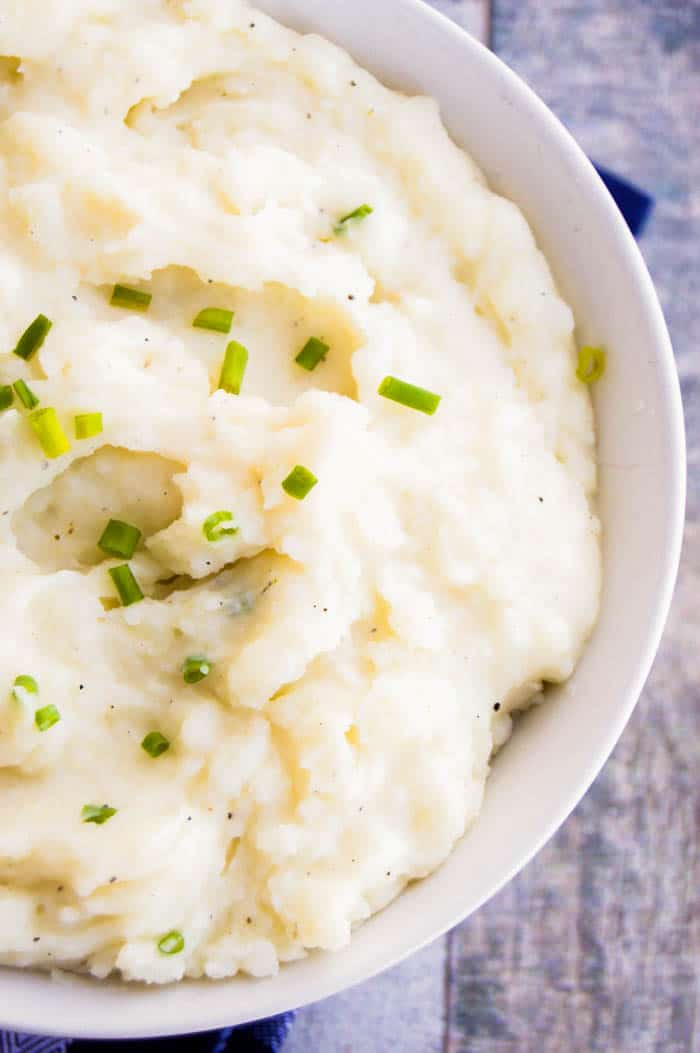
[{"x1": 444, "y1": 2, "x2": 700, "y2": 1050}]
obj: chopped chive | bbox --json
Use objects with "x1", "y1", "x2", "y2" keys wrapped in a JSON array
[
  {"x1": 202, "y1": 510, "x2": 238, "y2": 542},
  {"x1": 377, "y1": 375, "x2": 441, "y2": 416},
  {"x1": 98, "y1": 519, "x2": 142, "y2": 560},
  {"x1": 81, "y1": 804, "x2": 117, "y2": 825},
  {"x1": 182, "y1": 656, "x2": 211, "y2": 684},
  {"x1": 12, "y1": 675, "x2": 38, "y2": 703},
  {"x1": 29, "y1": 407, "x2": 71, "y2": 458},
  {"x1": 13, "y1": 379, "x2": 39, "y2": 409},
  {"x1": 14, "y1": 674, "x2": 38, "y2": 693},
  {"x1": 141, "y1": 730, "x2": 170, "y2": 757},
  {"x1": 282, "y1": 465, "x2": 318, "y2": 500},
  {"x1": 110, "y1": 284, "x2": 152, "y2": 311},
  {"x1": 576, "y1": 346, "x2": 606, "y2": 384},
  {"x1": 218, "y1": 340, "x2": 248, "y2": 395},
  {"x1": 157, "y1": 930, "x2": 184, "y2": 955},
  {"x1": 0, "y1": 385, "x2": 13, "y2": 411},
  {"x1": 35, "y1": 704, "x2": 60, "y2": 732},
  {"x1": 13, "y1": 314, "x2": 52, "y2": 360},
  {"x1": 295, "y1": 337, "x2": 329, "y2": 372},
  {"x1": 74, "y1": 412, "x2": 103, "y2": 439},
  {"x1": 334, "y1": 203, "x2": 373, "y2": 234},
  {"x1": 108, "y1": 564, "x2": 144, "y2": 606},
  {"x1": 193, "y1": 307, "x2": 234, "y2": 334}
]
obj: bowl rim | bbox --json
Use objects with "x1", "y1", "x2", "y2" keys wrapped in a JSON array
[{"x1": 0, "y1": 0, "x2": 686, "y2": 1038}]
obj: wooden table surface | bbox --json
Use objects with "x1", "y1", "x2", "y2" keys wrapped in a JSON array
[{"x1": 287, "y1": 2, "x2": 700, "y2": 1050}]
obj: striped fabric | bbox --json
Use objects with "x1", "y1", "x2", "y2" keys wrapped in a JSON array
[{"x1": 0, "y1": 1036, "x2": 70, "y2": 1053}]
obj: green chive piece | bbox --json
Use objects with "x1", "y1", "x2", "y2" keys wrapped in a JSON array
[
  {"x1": 202, "y1": 510, "x2": 238, "y2": 542},
  {"x1": 108, "y1": 564, "x2": 144, "y2": 606},
  {"x1": 377, "y1": 375, "x2": 441, "y2": 416},
  {"x1": 334, "y1": 203, "x2": 373, "y2": 234},
  {"x1": 142, "y1": 730, "x2": 170, "y2": 757},
  {"x1": 12, "y1": 314, "x2": 52, "y2": 360},
  {"x1": 295, "y1": 337, "x2": 329, "y2": 372},
  {"x1": 110, "y1": 284, "x2": 152, "y2": 311},
  {"x1": 218, "y1": 340, "x2": 248, "y2": 395},
  {"x1": 35, "y1": 704, "x2": 60, "y2": 732},
  {"x1": 82, "y1": 804, "x2": 117, "y2": 825},
  {"x1": 576, "y1": 346, "x2": 606, "y2": 384},
  {"x1": 282, "y1": 465, "x2": 318, "y2": 500},
  {"x1": 74, "y1": 412, "x2": 103, "y2": 439},
  {"x1": 158, "y1": 930, "x2": 184, "y2": 955},
  {"x1": 12, "y1": 675, "x2": 38, "y2": 702},
  {"x1": 182, "y1": 656, "x2": 211, "y2": 684},
  {"x1": 0, "y1": 385, "x2": 13, "y2": 411},
  {"x1": 13, "y1": 379, "x2": 39, "y2": 409},
  {"x1": 98, "y1": 519, "x2": 142, "y2": 560},
  {"x1": 29, "y1": 407, "x2": 71, "y2": 458},
  {"x1": 193, "y1": 307, "x2": 234, "y2": 334}
]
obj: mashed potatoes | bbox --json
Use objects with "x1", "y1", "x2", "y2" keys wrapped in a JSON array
[{"x1": 0, "y1": 1, "x2": 601, "y2": 983}]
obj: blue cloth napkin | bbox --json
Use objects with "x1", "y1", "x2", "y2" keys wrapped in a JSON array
[
  {"x1": 0, "y1": 164, "x2": 652, "y2": 1053},
  {"x1": 594, "y1": 165, "x2": 653, "y2": 237},
  {"x1": 0, "y1": 1013, "x2": 295, "y2": 1053}
]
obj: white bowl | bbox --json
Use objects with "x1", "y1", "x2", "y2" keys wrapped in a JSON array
[{"x1": 0, "y1": 0, "x2": 685, "y2": 1038}]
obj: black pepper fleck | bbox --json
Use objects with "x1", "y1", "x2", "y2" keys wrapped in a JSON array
[
  {"x1": 227, "y1": 812, "x2": 233, "y2": 820},
  {"x1": 350, "y1": 80, "x2": 357, "y2": 87},
  {"x1": 109, "y1": 876, "x2": 117, "y2": 884},
  {"x1": 538, "y1": 496, "x2": 544, "y2": 503},
  {"x1": 33, "y1": 937, "x2": 40, "y2": 942},
  {"x1": 79, "y1": 684, "x2": 85, "y2": 690},
  {"x1": 71, "y1": 294, "x2": 78, "y2": 302},
  {"x1": 493, "y1": 702, "x2": 501, "y2": 712}
]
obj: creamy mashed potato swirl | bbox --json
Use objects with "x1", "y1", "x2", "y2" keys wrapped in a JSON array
[{"x1": 0, "y1": 1, "x2": 600, "y2": 982}]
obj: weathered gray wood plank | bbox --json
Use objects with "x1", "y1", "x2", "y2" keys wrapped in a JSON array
[
  {"x1": 284, "y1": 937, "x2": 445, "y2": 1053},
  {"x1": 445, "y1": 2, "x2": 700, "y2": 1050}
]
